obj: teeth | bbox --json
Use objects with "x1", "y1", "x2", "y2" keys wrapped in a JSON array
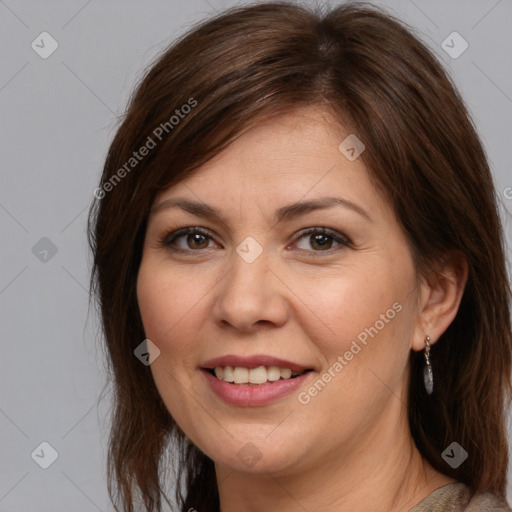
[
  {"x1": 280, "y1": 368, "x2": 292, "y2": 379},
  {"x1": 233, "y1": 367, "x2": 249, "y2": 384},
  {"x1": 222, "y1": 366, "x2": 234, "y2": 382},
  {"x1": 267, "y1": 366, "x2": 281, "y2": 381},
  {"x1": 211, "y1": 365, "x2": 305, "y2": 385},
  {"x1": 249, "y1": 366, "x2": 267, "y2": 384}
]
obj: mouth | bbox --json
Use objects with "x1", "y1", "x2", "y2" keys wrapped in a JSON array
[
  {"x1": 200, "y1": 354, "x2": 315, "y2": 386},
  {"x1": 201, "y1": 360, "x2": 314, "y2": 406},
  {"x1": 204, "y1": 365, "x2": 313, "y2": 385}
]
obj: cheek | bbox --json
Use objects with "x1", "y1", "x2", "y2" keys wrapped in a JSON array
[
  {"x1": 296, "y1": 278, "x2": 413, "y2": 431},
  {"x1": 297, "y1": 260, "x2": 415, "y2": 395},
  {"x1": 136, "y1": 259, "x2": 206, "y2": 346},
  {"x1": 136, "y1": 272, "x2": 171, "y2": 343},
  {"x1": 297, "y1": 267, "x2": 403, "y2": 345},
  {"x1": 136, "y1": 261, "x2": 205, "y2": 437}
]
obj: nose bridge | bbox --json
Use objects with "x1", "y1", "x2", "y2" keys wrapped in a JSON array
[
  {"x1": 213, "y1": 240, "x2": 288, "y2": 329},
  {"x1": 225, "y1": 240, "x2": 270, "y2": 300}
]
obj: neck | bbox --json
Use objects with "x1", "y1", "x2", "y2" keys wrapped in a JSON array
[{"x1": 215, "y1": 399, "x2": 454, "y2": 512}]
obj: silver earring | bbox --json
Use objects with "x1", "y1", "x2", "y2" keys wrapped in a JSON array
[{"x1": 423, "y1": 335, "x2": 433, "y2": 395}]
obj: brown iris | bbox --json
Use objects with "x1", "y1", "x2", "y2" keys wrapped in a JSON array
[
  {"x1": 309, "y1": 233, "x2": 333, "y2": 250},
  {"x1": 187, "y1": 233, "x2": 209, "y2": 249}
]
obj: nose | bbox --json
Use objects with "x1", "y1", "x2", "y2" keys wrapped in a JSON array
[{"x1": 211, "y1": 247, "x2": 289, "y2": 333}]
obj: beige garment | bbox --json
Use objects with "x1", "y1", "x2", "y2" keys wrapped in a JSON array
[{"x1": 410, "y1": 483, "x2": 511, "y2": 511}]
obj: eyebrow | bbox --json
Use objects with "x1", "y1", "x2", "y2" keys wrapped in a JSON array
[{"x1": 150, "y1": 196, "x2": 372, "y2": 224}]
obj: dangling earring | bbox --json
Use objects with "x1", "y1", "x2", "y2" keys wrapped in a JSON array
[{"x1": 423, "y1": 335, "x2": 433, "y2": 395}]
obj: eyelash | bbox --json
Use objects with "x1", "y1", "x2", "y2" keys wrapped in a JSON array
[{"x1": 159, "y1": 226, "x2": 351, "y2": 255}]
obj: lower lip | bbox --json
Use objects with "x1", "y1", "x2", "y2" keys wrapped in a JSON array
[{"x1": 202, "y1": 369, "x2": 312, "y2": 406}]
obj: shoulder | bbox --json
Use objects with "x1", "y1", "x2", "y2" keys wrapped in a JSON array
[{"x1": 410, "y1": 482, "x2": 512, "y2": 512}]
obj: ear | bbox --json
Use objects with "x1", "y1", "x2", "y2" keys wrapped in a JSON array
[{"x1": 411, "y1": 251, "x2": 468, "y2": 352}]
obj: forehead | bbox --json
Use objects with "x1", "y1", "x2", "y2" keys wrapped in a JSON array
[
  {"x1": 147, "y1": 107, "x2": 403, "y2": 247},
  {"x1": 154, "y1": 107, "x2": 375, "y2": 203}
]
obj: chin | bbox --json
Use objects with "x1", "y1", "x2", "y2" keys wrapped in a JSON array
[{"x1": 203, "y1": 434, "x2": 307, "y2": 475}]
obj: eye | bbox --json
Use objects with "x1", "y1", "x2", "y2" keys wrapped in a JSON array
[
  {"x1": 160, "y1": 226, "x2": 350, "y2": 255},
  {"x1": 291, "y1": 227, "x2": 350, "y2": 253},
  {"x1": 161, "y1": 227, "x2": 218, "y2": 251}
]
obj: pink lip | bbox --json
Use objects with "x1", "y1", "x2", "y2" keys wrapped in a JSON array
[
  {"x1": 202, "y1": 369, "x2": 312, "y2": 406},
  {"x1": 201, "y1": 354, "x2": 311, "y2": 373}
]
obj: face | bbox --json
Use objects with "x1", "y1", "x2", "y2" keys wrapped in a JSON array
[{"x1": 137, "y1": 107, "x2": 421, "y2": 476}]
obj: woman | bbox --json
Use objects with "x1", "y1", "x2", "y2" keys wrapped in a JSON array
[{"x1": 88, "y1": 2, "x2": 512, "y2": 511}]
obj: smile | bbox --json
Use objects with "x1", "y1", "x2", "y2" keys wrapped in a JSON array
[
  {"x1": 201, "y1": 368, "x2": 313, "y2": 406},
  {"x1": 209, "y1": 365, "x2": 309, "y2": 384}
]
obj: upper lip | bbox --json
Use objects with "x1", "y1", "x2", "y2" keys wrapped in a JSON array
[{"x1": 201, "y1": 355, "x2": 312, "y2": 373}]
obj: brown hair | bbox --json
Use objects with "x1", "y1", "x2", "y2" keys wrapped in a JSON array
[{"x1": 88, "y1": 2, "x2": 512, "y2": 511}]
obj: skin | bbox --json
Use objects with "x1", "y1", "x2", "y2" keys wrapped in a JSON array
[{"x1": 137, "y1": 107, "x2": 467, "y2": 511}]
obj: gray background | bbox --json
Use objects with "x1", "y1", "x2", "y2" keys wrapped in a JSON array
[{"x1": 1, "y1": 0, "x2": 511, "y2": 510}]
